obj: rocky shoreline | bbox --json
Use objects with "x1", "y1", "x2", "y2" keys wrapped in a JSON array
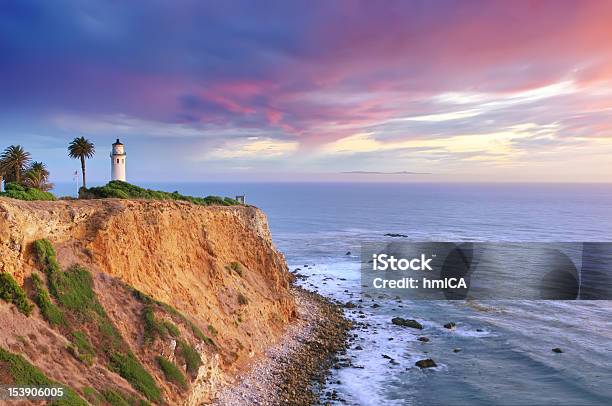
[{"x1": 212, "y1": 287, "x2": 352, "y2": 406}]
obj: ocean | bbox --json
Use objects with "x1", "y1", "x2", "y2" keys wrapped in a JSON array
[{"x1": 53, "y1": 182, "x2": 612, "y2": 405}]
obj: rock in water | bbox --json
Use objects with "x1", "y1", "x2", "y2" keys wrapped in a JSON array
[
  {"x1": 444, "y1": 322, "x2": 456, "y2": 329},
  {"x1": 417, "y1": 336, "x2": 430, "y2": 342},
  {"x1": 453, "y1": 348, "x2": 461, "y2": 353},
  {"x1": 344, "y1": 301, "x2": 357, "y2": 309},
  {"x1": 415, "y1": 359, "x2": 437, "y2": 369},
  {"x1": 391, "y1": 317, "x2": 423, "y2": 329},
  {"x1": 552, "y1": 347, "x2": 563, "y2": 353},
  {"x1": 345, "y1": 251, "x2": 351, "y2": 255}
]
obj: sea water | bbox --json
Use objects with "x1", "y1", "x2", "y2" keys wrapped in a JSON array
[{"x1": 53, "y1": 182, "x2": 612, "y2": 405}]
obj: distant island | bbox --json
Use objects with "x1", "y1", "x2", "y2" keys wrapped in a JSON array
[{"x1": 341, "y1": 170, "x2": 432, "y2": 175}]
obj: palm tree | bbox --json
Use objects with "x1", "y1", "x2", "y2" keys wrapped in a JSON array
[
  {"x1": 0, "y1": 145, "x2": 31, "y2": 183},
  {"x1": 68, "y1": 137, "x2": 95, "y2": 189},
  {"x1": 24, "y1": 161, "x2": 54, "y2": 191}
]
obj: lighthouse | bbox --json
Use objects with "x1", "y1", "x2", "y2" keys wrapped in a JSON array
[{"x1": 110, "y1": 139, "x2": 126, "y2": 181}]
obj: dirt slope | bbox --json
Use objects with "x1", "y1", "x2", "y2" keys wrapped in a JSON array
[{"x1": 0, "y1": 197, "x2": 296, "y2": 404}]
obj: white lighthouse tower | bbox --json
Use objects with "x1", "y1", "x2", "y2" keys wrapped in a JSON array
[{"x1": 110, "y1": 139, "x2": 126, "y2": 181}]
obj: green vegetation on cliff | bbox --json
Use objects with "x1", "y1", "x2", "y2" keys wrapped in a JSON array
[
  {"x1": 0, "y1": 182, "x2": 56, "y2": 201},
  {"x1": 81, "y1": 180, "x2": 240, "y2": 206},
  {"x1": 109, "y1": 352, "x2": 161, "y2": 403},
  {"x1": 156, "y1": 356, "x2": 187, "y2": 390},
  {"x1": 32, "y1": 238, "x2": 161, "y2": 403},
  {"x1": 0, "y1": 348, "x2": 87, "y2": 406},
  {"x1": 176, "y1": 340, "x2": 202, "y2": 376},
  {"x1": 83, "y1": 386, "x2": 151, "y2": 406},
  {"x1": 31, "y1": 272, "x2": 66, "y2": 325},
  {"x1": 143, "y1": 305, "x2": 180, "y2": 343},
  {"x1": 132, "y1": 287, "x2": 215, "y2": 347},
  {"x1": 0, "y1": 272, "x2": 33, "y2": 315},
  {"x1": 69, "y1": 331, "x2": 96, "y2": 366}
]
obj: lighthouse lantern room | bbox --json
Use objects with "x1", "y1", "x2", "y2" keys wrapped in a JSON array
[{"x1": 110, "y1": 139, "x2": 126, "y2": 181}]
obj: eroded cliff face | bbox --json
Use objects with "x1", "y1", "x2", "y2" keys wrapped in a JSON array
[{"x1": 0, "y1": 197, "x2": 296, "y2": 404}]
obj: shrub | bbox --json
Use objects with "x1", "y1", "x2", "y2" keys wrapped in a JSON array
[
  {"x1": 224, "y1": 197, "x2": 240, "y2": 205},
  {"x1": 156, "y1": 356, "x2": 187, "y2": 390},
  {"x1": 143, "y1": 306, "x2": 163, "y2": 342},
  {"x1": 33, "y1": 239, "x2": 62, "y2": 294},
  {"x1": 131, "y1": 287, "x2": 214, "y2": 346},
  {"x1": 237, "y1": 293, "x2": 248, "y2": 306},
  {"x1": 98, "y1": 317, "x2": 124, "y2": 352},
  {"x1": 143, "y1": 305, "x2": 181, "y2": 343},
  {"x1": 163, "y1": 320, "x2": 181, "y2": 337},
  {"x1": 31, "y1": 273, "x2": 66, "y2": 326},
  {"x1": 81, "y1": 180, "x2": 240, "y2": 206},
  {"x1": 190, "y1": 322, "x2": 215, "y2": 346},
  {"x1": 33, "y1": 239, "x2": 57, "y2": 266},
  {"x1": 102, "y1": 389, "x2": 130, "y2": 406},
  {"x1": 0, "y1": 272, "x2": 33, "y2": 316},
  {"x1": 207, "y1": 325, "x2": 218, "y2": 336},
  {"x1": 228, "y1": 262, "x2": 244, "y2": 277},
  {"x1": 176, "y1": 340, "x2": 202, "y2": 376},
  {"x1": 0, "y1": 182, "x2": 56, "y2": 201},
  {"x1": 4, "y1": 182, "x2": 25, "y2": 192},
  {"x1": 0, "y1": 348, "x2": 87, "y2": 405},
  {"x1": 109, "y1": 352, "x2": 161, "y2": 403},
  {"x1": 82, "y1": 387, "x2": 104, "y2": 405},
  {"x1": 47, "y1": 265, "x2": 104, "y2": 317},
  {"x1": 69, "y1": 331, "x2": 95, "y2": 366}
]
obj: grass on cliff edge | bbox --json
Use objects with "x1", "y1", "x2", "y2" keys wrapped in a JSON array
[
  {"x1": 32, "y1": 238, "x2": 162, "y2": 403},
  {"x1": 80, "y1": 180, "x2": 240, "y2": 206},
  {"x1": 0, "y1": 347, "x2": 87, "y2": 406},
  {"x1": 0, "y1": 182, "x2": 56, "y2": 201}
]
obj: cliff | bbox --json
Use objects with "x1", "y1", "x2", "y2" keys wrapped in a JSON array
[{"x1": 0, "y1": 197, "x2": 296, "y2": 405}]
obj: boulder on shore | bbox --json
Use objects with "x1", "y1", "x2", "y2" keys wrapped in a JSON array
[
  {"x1": 415, "y1": 358, "x2": 437, "y2": 369},
  {"x1": 391, "y1": 317, "x2": 423, "y2": 329}
]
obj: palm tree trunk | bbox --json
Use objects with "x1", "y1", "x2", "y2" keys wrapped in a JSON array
[
  {"x1": 80, "y1": 156, "x2": 86, "y2": 189},
  {"x1": 0, "y1": 174, "x2": 3, "y2": 192},
  {"x1": 15, "y1": 169, "x2": 20, "y2": 184}
]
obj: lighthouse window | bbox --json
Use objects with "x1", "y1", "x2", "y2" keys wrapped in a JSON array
[{"x1": 117, "y1": 159, "x2": 120, "y2": 163}]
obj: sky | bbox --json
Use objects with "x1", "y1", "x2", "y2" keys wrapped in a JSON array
[{"x1": 1, "y1": 0, "x2": 612, "y2": 183}]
